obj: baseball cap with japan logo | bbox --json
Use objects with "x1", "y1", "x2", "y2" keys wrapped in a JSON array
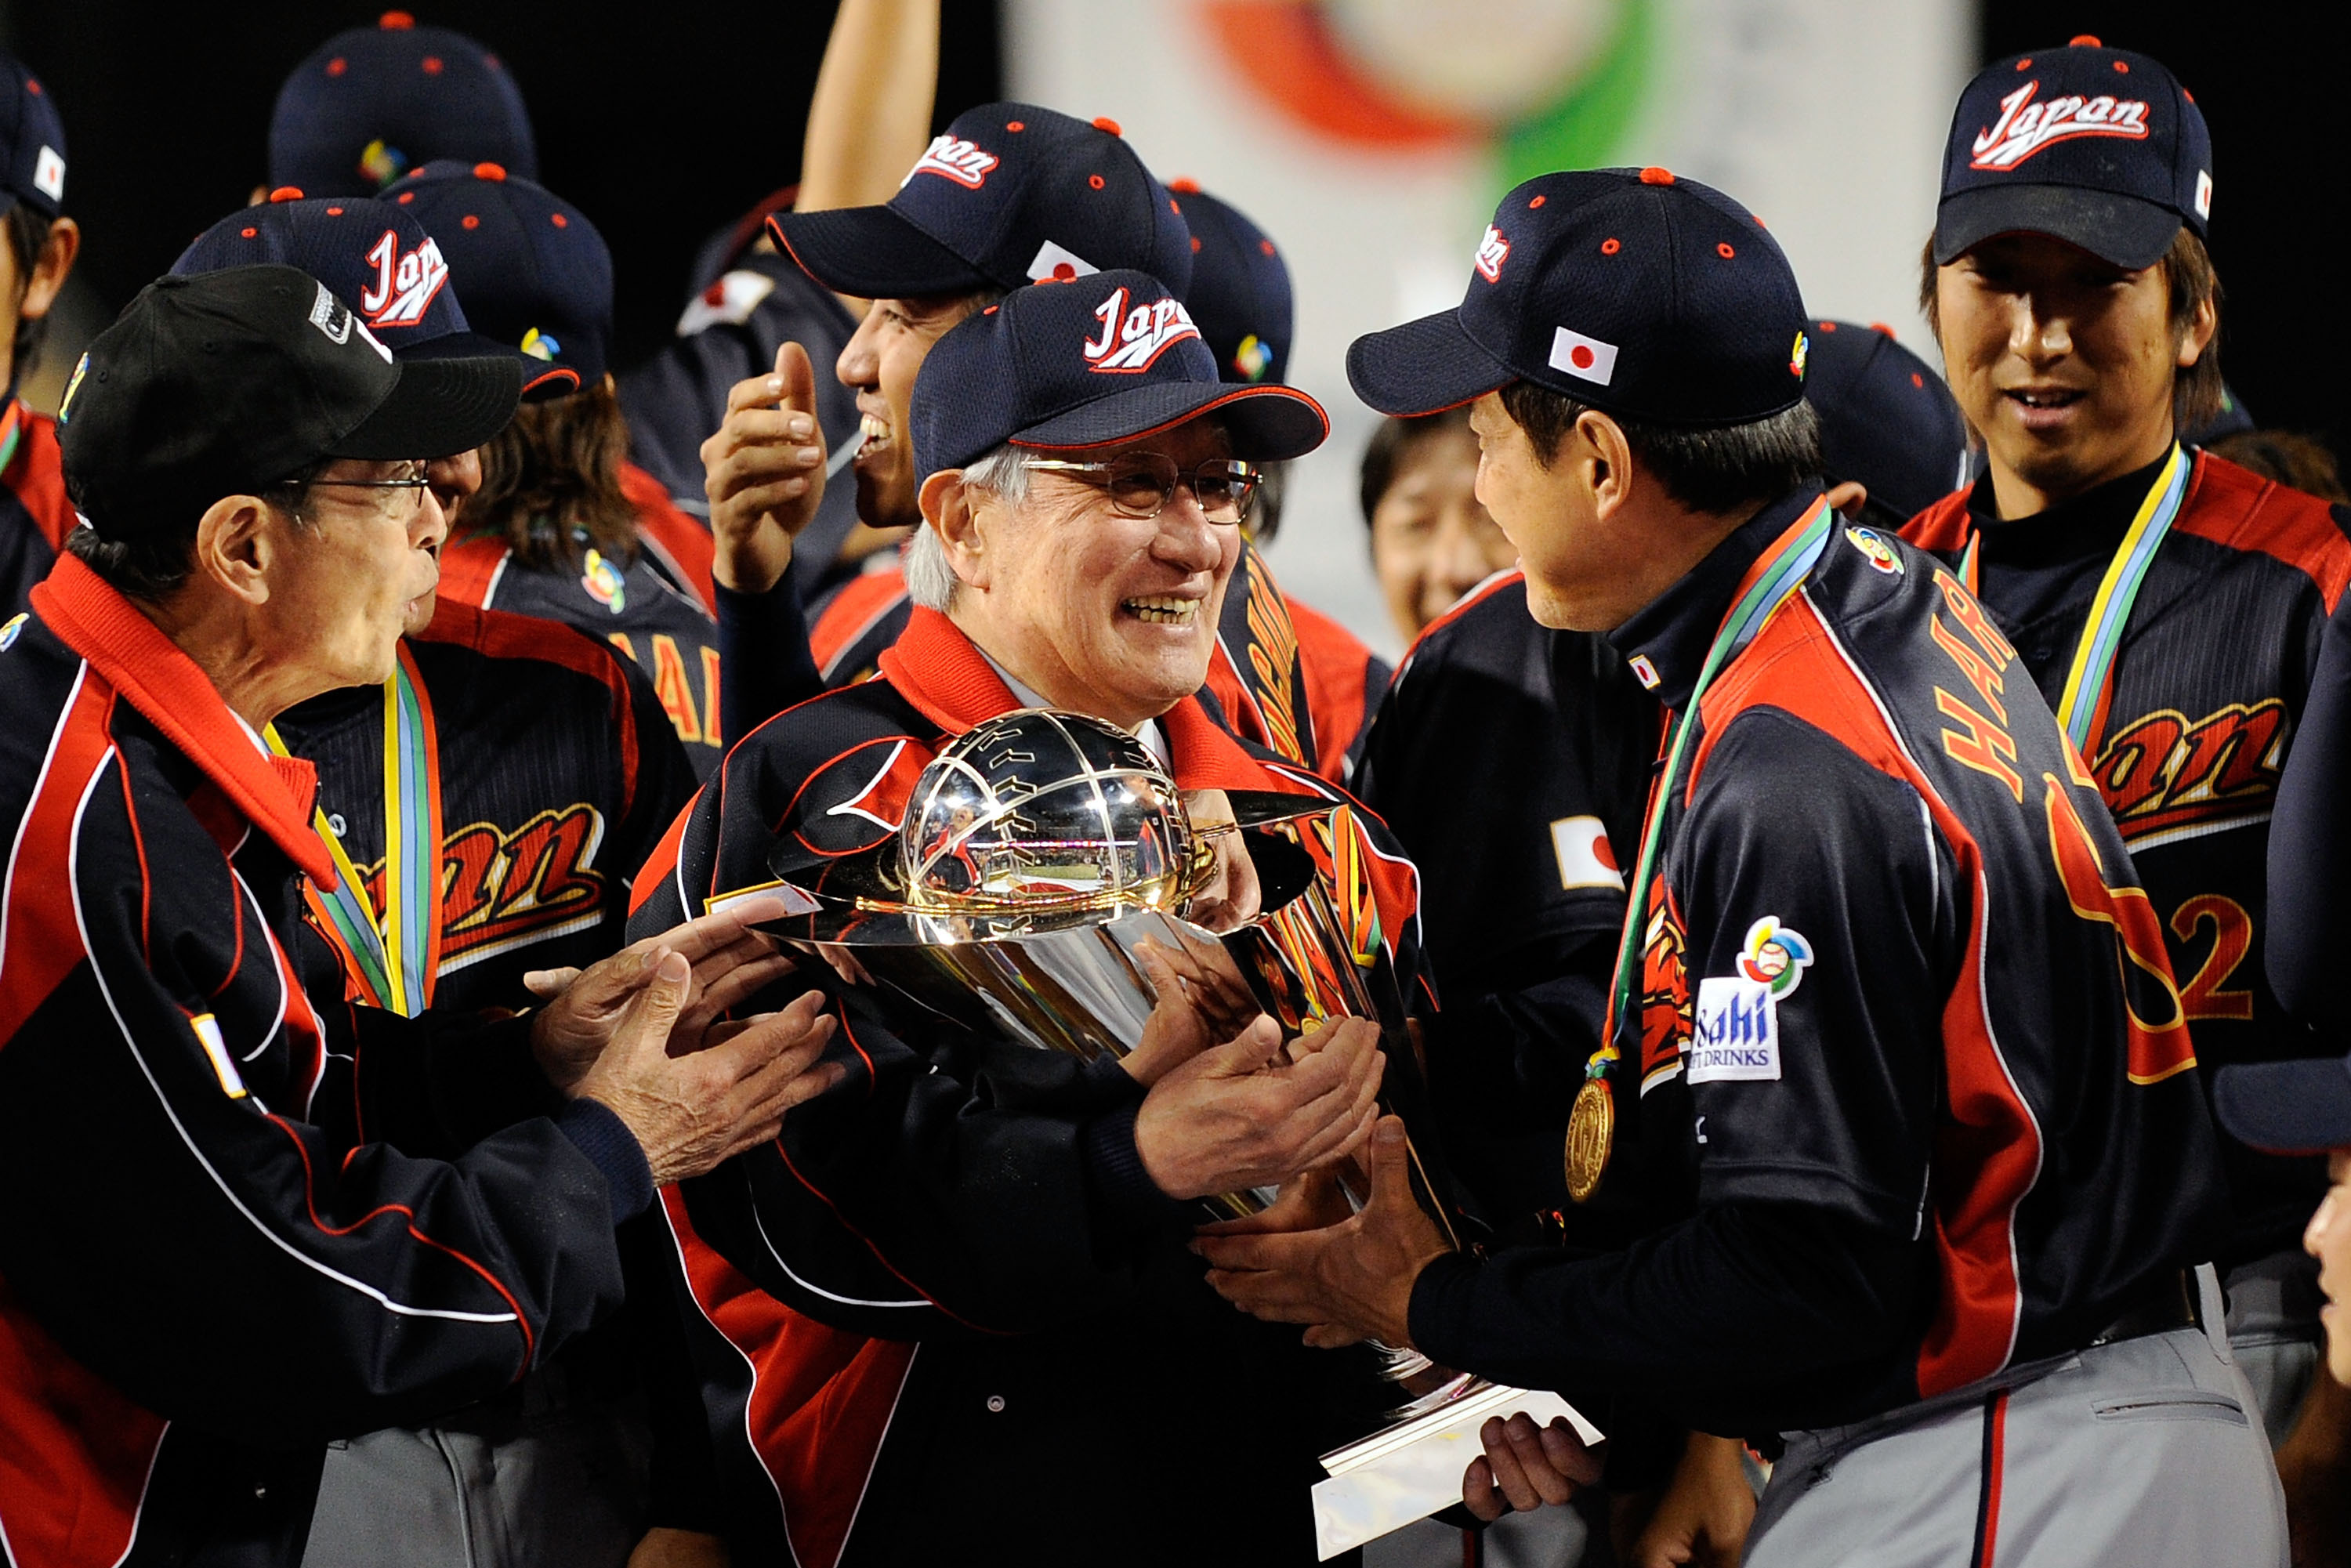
[
  {"x1": 769, "y1": 103, "x2": 1194, "y2": 302},
  {"x1": 1348, "y1": 167, "x2": 1809, "y2": 428},
  {"x1": 0, "y1": 49, "x2": 68, "y2": 223}
]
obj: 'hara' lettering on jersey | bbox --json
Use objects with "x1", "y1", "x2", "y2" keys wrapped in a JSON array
[
  {"x1": 1970, "y1": 81, "x2": 2150, "y2": 171},
  {"x1": 1474, "y1": 224, "x2": 1509, "y2": 283},
  {"x1": 360, "y1": 229, "x2": 452, "y2": 328},
  {"x1": 904, "y1": 132, "x2": 999, "y2": 190},
  {"x1": 1083, "y1": 288, "x2": 1202, "y2": 374}
]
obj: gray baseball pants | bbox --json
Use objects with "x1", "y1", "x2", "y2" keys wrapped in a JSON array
[{"x1": 1743, "y1": 1298, "x2": 2284, "y2": 1566}]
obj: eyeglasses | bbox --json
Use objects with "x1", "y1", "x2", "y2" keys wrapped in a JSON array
[
  {"x1": 1023, "y1": 454, "x2": 1261, "y2": 526},
  {"x1": 302, "y1": 462, "x2": 433, "y2": 522}
]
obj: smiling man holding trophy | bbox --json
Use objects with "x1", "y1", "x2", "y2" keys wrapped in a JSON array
[{"x1": 628, "y1": 269, "x2": 1513, "y2": 1566}]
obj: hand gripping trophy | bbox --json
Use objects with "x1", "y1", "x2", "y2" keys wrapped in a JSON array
[{"x1": 755, "y1": 710, "x2": 1592, "y2": 1555}]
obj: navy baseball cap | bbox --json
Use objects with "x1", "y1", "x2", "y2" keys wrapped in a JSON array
[
  {"x1": 269, "y1": 12, "x2": 536, "y2": 197},
  {"x1": 60, "y1": 266, "x2": 519, "y2": 540},
  {"x1": 1168, "y1": 181, "x2": 1291, "y2": 386},
  {"x1": 1803, "y1": 320, "x2": 1968, "y2": 521},
  {"x1": 2215, "y1": 1056, "x2": 2351, "y2": 1156},
  {"x1": 911, "y1": 270, "x2": 1325, "y2": 481},
  {"x1": 1350, "y1": 167, "x2": 1808, "y2": 427},
  {"x1": 1935, "y1": 37, "x2": 2212, "y2": 273},
  {"x1": 0, "y1": 51, "x2": 67, "y2": 221},
  {"x1": 770, "y1": 104, "x2": 1194, "y2": 302},
  {"x1": 169, "y1": 188, "x2": 578, "y2": 397},
  {"x1": 382, "y1": 161, "x2": 610, "y2": 385}
]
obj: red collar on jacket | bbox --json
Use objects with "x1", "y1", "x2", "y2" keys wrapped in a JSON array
[
  {"x1": 31, "y1": 554, "x2": 335, "y2": 884},
  {"x1": 876, "y1": 606, "x2": 1313, "y2": 795}
]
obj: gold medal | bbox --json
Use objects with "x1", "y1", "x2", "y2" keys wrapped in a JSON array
[{"x1": 1564, "y1": 1077, "x2": 1614, "y2": 1203}]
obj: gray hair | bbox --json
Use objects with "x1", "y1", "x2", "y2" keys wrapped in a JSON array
[{"x1": 905, "y1": 444, "x2": 1031, "y2": 612}]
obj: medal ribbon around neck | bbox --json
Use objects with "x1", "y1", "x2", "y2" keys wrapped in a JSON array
[
  {"x1": 1571, "y1": 496, "x2": 1833, "y2": 1203},
  {"x1": 0, "y1": 399, "x2": 23, "y2": 478},
  {"x1": 1955, "y1": 443, "x2": 2188, "y2": 761},
  {"x1": 264, "y1": 643, "x2": 444, "y2": 1016}
]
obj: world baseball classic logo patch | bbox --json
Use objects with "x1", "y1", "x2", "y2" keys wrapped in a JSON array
[{"x1": 1735, "y1": 915, "x2": 1813, "y2": 997}]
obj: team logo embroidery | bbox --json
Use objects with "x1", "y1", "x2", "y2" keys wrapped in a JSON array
[
  {"x1": 31, "y1": 145, "x2": 63, "y2": 201},
  {"x1": 1550, "y1": 326, "x2": 1619, "y2": 386},
  {"x1": 1845, "y1": 526, "x2": 1903, "y2": 575},
  {"x1": 359, "y1": 229, "x2": 451, "y2": 328},
  {"x1": 1083, "y1": 286, "x2": 1201, "y2": 373},
  {"x1": 0, "y1": 611, "x2": 25, "y2": 651},
  {"x1": 56, "y1": 350, "x2": 88, "y2": 424},
  {"x1": 1231, "y1": 333, "x2": 1272, "y2": 382},
  {"x1": 1735, "y1": 915, "x2": 1813, "y2": 998},
  {"x1": 358, "y1": 138, "x2": 409, "y2": 188},
  {"x1": 904, "y1": 132, "x2": 998, "y2": 190},
  {"x1": 580, "y1": 548, "x2": 627, "y2": 614},
  {"x1": 1026, "y1": 239, "x2": 1098, "y2": 284},
  {"x1": 1789, "y1": 330, "x2": 1809, "y2": 378},
  {"x1": 307, "y1": 282, "x2": 393, "y2": 363},
  {"x1": 520, "y1": 327, "x2": 562, "y2": 362},
  {"x1": 1628, "y1": 654, "x2": 1661, "y2": 690},
  {"x1": 1969, "y1": 81, "x2": 2151, "y2": 170},
  {"x1": 1474, "y1": 224, "x2": 1510, "y2": 282}
]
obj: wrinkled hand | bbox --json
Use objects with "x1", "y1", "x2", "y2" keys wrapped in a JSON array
[
  {"x1": 1197, "y1": 1114, "x2": 1447, "y2": 1348},
  {"x1": 1134, "y1": 1015, "x2": 1382, "y2": 1200},
  {"x1": 527, "y1": 897, "x2": 800, "y2": 1092},
  {"x1": 1463, "y1": 1411, "x2": 1603, "y2": 1522},
  {"x1": 702, "y1": 341, "x2": 828, "y2": 593},
  {"x1": 1120, "y1": 931, "x2": 1262, "y2": 1088},
  {"x1": 1630, "y1": 1434, "x2": 1755, "y2": 1568},
  {"x1": 573, "y1": 950, "x2": 843, "y2": 1185}
]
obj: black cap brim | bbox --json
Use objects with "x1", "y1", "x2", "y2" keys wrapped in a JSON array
[
  {"x1": 1007, "y1": 382, "x2": 1328, "y2": 465},
  {"x1": 1347, "y1": 310, "x2": 1515, "y2": 418},
  {"x1": 329, "y1": 353, "x2": 522, "y2": 461},
  {"x1": 397, "y1": 329, "x2": 581, "y2": 400},
  {"x1": 2213, "y1": 1057, "x2": 2351, "y2": 1154},
  {"x1": 1933, "y1": 184, "x2": 2183, "y2": 273},
  {"x1": 769, "y1": 206, "x2": 994, "y2": 300}
]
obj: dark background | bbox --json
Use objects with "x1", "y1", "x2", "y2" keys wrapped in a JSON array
[{"x1": 3, "y1": 2, "x2": 2342, "y2": 456}]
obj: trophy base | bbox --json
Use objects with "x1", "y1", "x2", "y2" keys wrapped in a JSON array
[{"x1": 1310, "y1": 1380, "x2": 1602, "y2": 1560}]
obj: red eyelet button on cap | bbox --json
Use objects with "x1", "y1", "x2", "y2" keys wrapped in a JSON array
[
  {"x1": 1529, "y1": 194, "x2": 1547, "y2": 208},
  {"x1": 380, "y1": 10, "x2": 415, "y2": 27},
  {"x1": 461, "y1": 214, "x2": 480, "y2": 229},
  {"x1": 326, "y1": 205, "x2": 345, "y2": 215},
  {"x1": 2069, "y1": 34, "x2": 2101, "y2": 46},
  {"x1": 1191, "y1": 237, "x2": 1202, "y2": 252},
  {"x1": 2113, "y1": 60, "x2": 2130, "y2": 72},
  {"x1": 1870, "y1": 321, "x2": 1896, "y2": 337},
  {"x1": 1089, "y1": 175, "x2": 1105, "y2": 190},
  {"x1": 422, "y1": 56, "x2": 444, "y2": 74},
  {"x1": 1600, "y1": 237, "x2": 1621, "y2": 255},
  {"x1": 327, "y1": 56, "x2": 348, "y2": 75},
  {"x1": 1006, "y1": 120, "x2": 1025, "y2": 132},
  {"x1": 396, "y1": 191, "x2": 415, "y2": 203},
  {"x1": 240, "y1": 226, "x2": 258, "y2": 238},
  {"x1": 2015, "y1": 57, "x2": 2032, "y2": 70},
  {"x1": 1911, "y1": 372, "x2": 1925, "y2": 387},
  {"x1": 1169, "y1": 177, "x2": 1200, "y2": 193},
  {"x1": 1092, "y1": 117, "x2": 1121, "y2": 136},
  {"x1": 551, "y1": 213, "x2": 568, "y2": 227},
  {"x1": 1259, "y1": 239, "x2": 1275, "y2": 255},
  {"x1": 474, "y1": 161, "x2": 506, "y2": 180},
  {"x1": 1717, "y1": 242, "x2": 1736, "y2": 259},
  {"x1": 1817, "y1": 320, "x2": 1837, "y2": 331},
  {"x1": 1639, "y1": 166, "x2": 1675, "y2": 185},
  {"x1": 269, "y1": 186, "x2": 304, "y2": 203}
]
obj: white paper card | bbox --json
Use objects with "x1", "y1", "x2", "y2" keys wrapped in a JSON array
[{"x1": 1310, "y1": 1385, "x2": 1599, "y2": 1559}]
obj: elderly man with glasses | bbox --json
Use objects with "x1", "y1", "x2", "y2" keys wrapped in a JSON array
[
  {"x1": 628, "y1": 270, "x2": 1420, "y2": 1567},
  {"x1": 0, "y1": 265, "x2": 839, "y2": 1568}
]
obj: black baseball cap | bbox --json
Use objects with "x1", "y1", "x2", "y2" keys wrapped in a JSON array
[
  {"x1": 1168, "y1": 181, "x2": 1291, "y2": 386},
  {"x1": 2215, "y1": 1056, "x2": 2351, "y2": 1156},
  {"x1": 269, "y1": 12, "x2": 536, "y2": 197},
  {"x1": 58, "y1": 265, "x2": 520, "y2": 540},
  {"x1": 911, "y1": 269, "x2": 1325, "y2": 481},
  {"x1": 170, "y1": 188, "x2": 578, "y2": 396},
  {"x1": 382, "y1": 161, "x2": 610, "y2": 385},
  {"x1": 1804, "y1": 320, "x2": 1969, "y2": 522},
  {"x1": 1935, "y1": 37, "x2": 2212, "y2": 273},
  {"x1": 1350, "y1": 167, "x2": 1808, "y2": 427},
  {"x1": 770, "y1": 103, "x2": 1194, "y2": 302},
  {"x1": 0, "y1": 50, "x2": 67, "y2": 222}
]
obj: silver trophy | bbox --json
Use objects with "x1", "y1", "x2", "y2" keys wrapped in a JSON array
[{"x1": 750, "y1": 710, "x2": 1589, "y2": 1555}]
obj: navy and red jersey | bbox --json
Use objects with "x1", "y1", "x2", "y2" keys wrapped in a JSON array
[
  {"x1": 437, "y1": 489, "x2": 726, "y2": 780},
  {"x1": 0, "y1": 399, "x2": 75, "y2": 613},
  {"x1": 800, "y1": 536, "x2": 1387, "y2": 786},
  {"x1": 1407, "y1": 489, "x2": 2226, "y2": 1438},
  {"x1": 625, "y1": 606, "x2": 1422, "y2": 1566},
  {"x1": 1355, "y1": 570, "x2": 1657, "y2": 1229},
  {"x1": 271, "y1": 599, "x2": 696, "y2": 1016},
  {"x1": 1905, "y1": 448, "x2": 2351, "y2": 1263},
  {"x1": 0, "y1": 556, "x2": 643, "y2": 1567}
]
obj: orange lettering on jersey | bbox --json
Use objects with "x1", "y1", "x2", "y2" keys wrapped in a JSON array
[
  {"x1": 607, "y1": 632, "x2": 636, "y2": 662},
  {"x1": 2043, "y1": 773, "x2": 2194, "y2": 1084},
  {"x1": 361, "y1": 804, "x2": 607, "y2": 970},
  {"x1": 1931, "y1": 571, "x2": 2017, "y2": 668},
  {"x1": 701, "y1": 645, "x2": 723, "y2": 744},
  {"x1": 1929, "y1": 610, "x2": 2009, "y2": 724},
  {"x1": 648, "y1": 633, "x2": 703, "y2": 745},
  {"x1": 1936, "y1": 687, "x2": 2023, "y2": 802},
  {"x1": 2091, "y1": 700, "x2": 2287, "y2": 840},
  {"x1": 2170, "y1": 893, "x2": 2256, "y2": 1022},
  {"x1": 1241, "y1": 566, "x2": 1306, "y2": 766}
]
